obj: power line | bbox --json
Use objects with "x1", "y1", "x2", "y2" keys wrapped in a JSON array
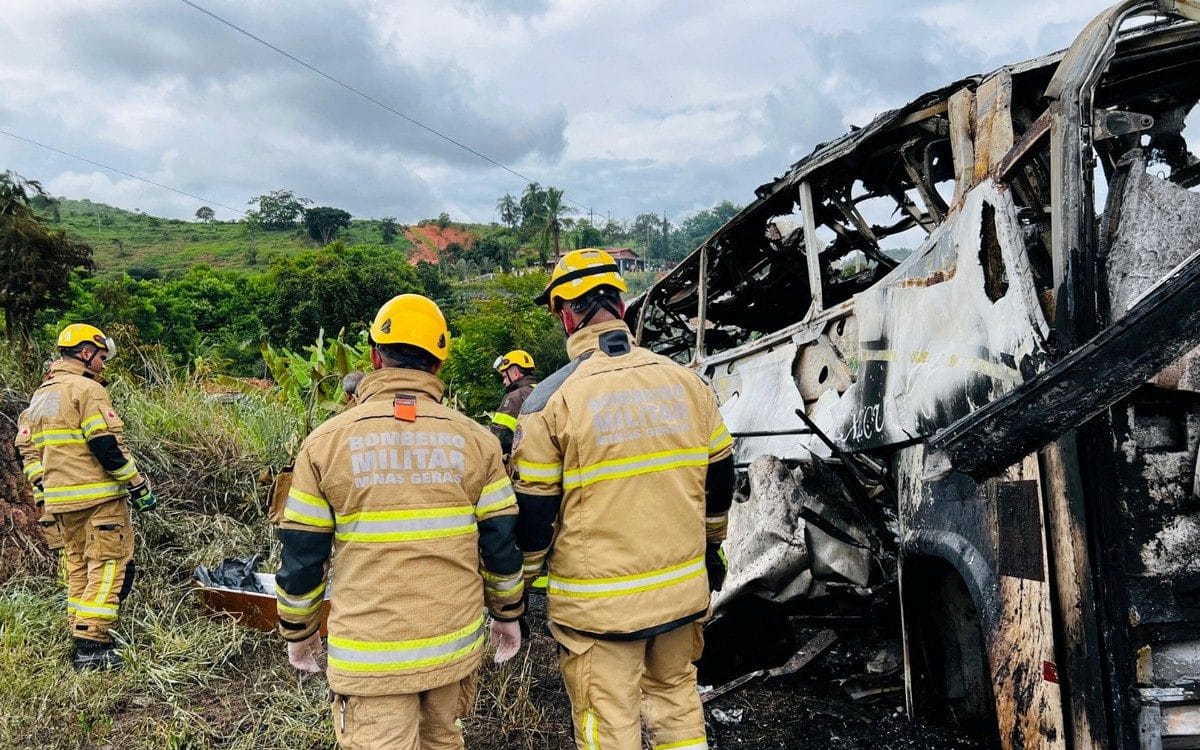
[
  {"x1": 178, "y1": 0, "x2": 598, "y2": 217},
  {"x1": 0, "y1": 128, "x2": 245, "y2": 215}
]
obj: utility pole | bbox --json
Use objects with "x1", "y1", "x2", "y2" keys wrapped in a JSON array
[{"x1": 662, "y1": 212, "x2": 670, "y2": 268}]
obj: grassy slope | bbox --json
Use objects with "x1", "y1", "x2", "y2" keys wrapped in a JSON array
[
  {"x1": 41, "y1": 199, "x2": 516, "y2": 275},
  {"x1": 0, "y1": 350, "x2": 569, "y2": 749}
]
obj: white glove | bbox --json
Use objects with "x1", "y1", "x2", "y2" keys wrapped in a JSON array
[
  {"x1": 286, "y1": 632, "x2": 326, "y2": 673},
  {"x1": 489, "y1": 619, "x2": 522, "y2": 664}
]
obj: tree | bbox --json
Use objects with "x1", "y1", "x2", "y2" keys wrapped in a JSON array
[
  {"x1": 601, "y1": 217, "x2": 628, "y2": 244},
  {"x1": 440, "y1": 273, "x2": 566, "y2": 417},
  {"x1": 0, "y1": 172, "x2": 95, "y2": 342},
  {"x1": 496, "y1": 193, "x2": 518, "y2": 229},
  {"x1": 570, "y1": 219, "x2": 605, "y2": 250},
  {"x1": 195, "y1": 206, "x2": 215, "y2": 223},
  {"x1": 247, "y1": 189, "x2": 312, "y2": 230},
  {"x1": 469, "y1": 236, "x2": 516, "y2": 271},
  {"x1": 532, "y1": 186, "x2": 575, "y2": 265},
  {"x1": 303, "y1": 206, "x2": 352, "y2": 244},
  {"x1": 436, "y1": 212, "x2": 452, "y2": 229},
  {"x1": 518, "y1": 182, "x2": 546, "y2": 228},
  {"x1": 633, "y1": 212, "x2": 671, "y2": 264},
  {"x1": 380, "y1": 217, "x2": 399, "y2": 244},
  {"x1": 264, "y1": 241, "x2": 423, "y2": 350}
]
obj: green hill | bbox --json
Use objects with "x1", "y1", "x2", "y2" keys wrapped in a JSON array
[{"x1": 38, "y1": 198, "x2": 431, "y2": 274}]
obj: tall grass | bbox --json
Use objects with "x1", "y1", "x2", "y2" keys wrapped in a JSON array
[{"x1": 0, "y1": 346, "x2": 571, "y2": 749}]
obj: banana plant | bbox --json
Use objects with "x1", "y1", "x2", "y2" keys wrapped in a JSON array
[{"x1": 259, "y1": 328, "x2": 370, "y2": 435}]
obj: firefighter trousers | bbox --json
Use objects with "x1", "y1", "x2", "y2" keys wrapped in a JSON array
[
  {"x1": 55, "y1": 497, "x2": 135, "y2": 644},
  {"x1": 331, "y1": 674, "x2": 478, "y2": 750},
  {"x1": 551, "y1": 620, "x2": 708, "y2": 750}
]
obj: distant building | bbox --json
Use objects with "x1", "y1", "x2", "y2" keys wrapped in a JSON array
[{"x1": 557, "y1": 246, "x2": 645, "y2": 272}]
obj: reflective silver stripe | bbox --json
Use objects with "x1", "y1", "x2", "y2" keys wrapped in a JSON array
[
  {"x1": 275, "y1": 581, "x2": 326, "y2": 615},
  {"x1": 334, "y1": 507, "x2": 476, "y2": 542},
  {"x1": 42, "y1": 481, "x2": 125, "y2": 504},
  {"x1": 22, "y1": 461, "x2": 44, "y2": 478},
  {"x1": 68, "y1": 598, "x2": 118, "y2": 620},
  {"x1": 32, "y1": 428, "x2": 86, "y2": 446},
  {"x1": 583, "y1": 709, "x2": 600, "y2": 750},
  {"x1": 283, "y1": 488, "x2": 334, "y2": 528},
  {"x1": 482, "y1": 569, "x2": 524, "y2": 593},
  {"x1": 96, "y1": 560, "x2": 116, "y2": 605},
  {"x1": 562, "y1": 448, "x2": 708, "y2": 490},
  {"x1": 476, "y1": 479, "x2": 516, "y2": 516},
  {"x1": 514, "y1": 460, "x2": 562, "y2": 484},
  {"x1": 81, "y1": 413, "x2": 108, "y2": 438},
  {"x1": 708, "y1": 425, "x2": 732, "y2": 454},
  {"x1": 110, "y1": 459, "x2": 138, "y2": 482},
  {"x1": 327, "y1": 616, "x2": 486, "y2": 672},
  {"x1": 548, "y1": 556, "x2": 706, "y2": 598}
]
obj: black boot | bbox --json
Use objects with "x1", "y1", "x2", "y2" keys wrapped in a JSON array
[{"x1": 72, "y1": 638, "x2": 122, "y2": 672}]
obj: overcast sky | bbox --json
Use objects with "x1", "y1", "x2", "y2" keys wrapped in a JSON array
[{"x1": 0, "y1": 0, "x2": 1110, "y2": 225}]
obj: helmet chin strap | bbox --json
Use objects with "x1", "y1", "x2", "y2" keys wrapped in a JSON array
[{"x1": 563, "y1": 298, "x2": 621, "y2": 335}]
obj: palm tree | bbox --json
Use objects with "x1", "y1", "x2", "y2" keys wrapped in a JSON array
[
  {"x1": 496, "y1": 194, "x2": 518, "y2": 229},
  {"x1": 519, "y1": 182, "x2": 545, "y2": 229},
  {"x1": 535, "y1": 187, "x2": 576, "y2": 265}
]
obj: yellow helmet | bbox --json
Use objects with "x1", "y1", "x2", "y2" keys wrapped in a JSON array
[
  {"x1": 369, "y1": 294, "x2": 450, "y2": 361},
  {"x1": 493, "y1": 349, "x2": 535, "y2": 373},
  {"x1": 535, "y1": 248, "x2": 627, "y2": 309},
  {"x1": 57, "y1": 324, "x2": 116, "y2": 358}
]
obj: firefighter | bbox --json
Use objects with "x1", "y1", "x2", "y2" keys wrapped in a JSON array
[
  {"x1": 275, "y1": 294, "x2": 525, "y2": 749},
  {"x1": 489, "y1": 349, "x2": 537, "y2": 470},
  {"x1": 513, "y1": 249, "x2": 735, "y2": 750},
  {"x1": 14, "y1": 324, "x2": 157, "y2": 671}
]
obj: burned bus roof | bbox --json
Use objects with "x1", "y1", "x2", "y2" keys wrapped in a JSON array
[{"x1": 630, "y1": 11, "x2": 1200, "y2": 358}]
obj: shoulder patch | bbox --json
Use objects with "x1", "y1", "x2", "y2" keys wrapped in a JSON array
[{"x1": 520, "y1": 353, "x2": 593, "y2": 415}]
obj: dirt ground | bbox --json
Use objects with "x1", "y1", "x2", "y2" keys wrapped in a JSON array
[{"x1": 467, "y1": 596, "x2": 986, "y2": 750}]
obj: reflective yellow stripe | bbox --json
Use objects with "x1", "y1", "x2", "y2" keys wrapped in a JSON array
[
  {"x1": 515, "y1": 459, "x2": 562, "y2": 484},
  {"x1": 708, "y1": 425, "x2": 732, "y2": 455},
  {"x1": 42, "y1": 481, "x2": 125, "y2": 505},
  {"x1": 583, "y1": 708, "x2": 601, "y2": 750},
  {"x1": 481, "y1": 568, "x2": 524, "y2": 594},
  {"x1": 562, "y1": 448, "x2": 708, "y2": 490},
  {"x1": 81, "y1": 413, "x2": 108, "y2": 438},
  {"x1": 655, "y1": 739, "x2": 707, "y2": 750},
  {"x1": 548, "y1": 556, "x2": 705, "y2": 599},
  {"x1": 476, "y1": 478, "x2": 516, "y2": 516},
  {"x1": 32, "y1": 428, "x2": 86, "y2": 446},
  {"x1": 109, "y1": 459, "x2": 139, "y2": 482},
  {"x1": 327, "y1": 615, "x2": 485, "y2": 672},
  {"x1": 95, "y1": 560, "x2": 116, "y2": 605},
  {"x1": 283, "y1": 487, "x2": 334, "y2": 528},
  {"x1": 334, "y1": 505, "x2": 476, "y2": 543},
  {"x1": 490, "y1": 412, "x2": 518, "y2": 430},
  {"x1": 22, "y1": 461, "x2": 44, "y2": 479},
  {"x1": 68, "y1": 597, "x2": 119, "y2": 620},
  {"x1": 275, "y1": 580, "x2": 327, "y2": 616}
]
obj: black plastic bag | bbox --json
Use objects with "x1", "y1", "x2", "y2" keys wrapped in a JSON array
[{"x1": 193, "y1": 554, "x2": 266, "y2": 593}]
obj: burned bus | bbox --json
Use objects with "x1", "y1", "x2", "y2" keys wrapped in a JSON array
[{"x1": 628, "y1": 2, "x2": 1200, "y2": 747}]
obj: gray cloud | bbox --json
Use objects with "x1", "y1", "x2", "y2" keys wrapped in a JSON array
[{"x1": 0, "y1": 0, "x2": 1105, "y2": 225}]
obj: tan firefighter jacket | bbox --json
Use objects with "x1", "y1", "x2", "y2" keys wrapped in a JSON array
[
  {"x1": 489, "y1": 374, "x2": 537, "y2": 471},
  {"x1": 275, "y1": 367, "x2": 525, "y2": 697},
  {"x1": 512, "y1": 319, "x2": 734, "y2": 637},
  {"x1": 15, "y1": 359, "x2": 144, "y2": 516}
]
